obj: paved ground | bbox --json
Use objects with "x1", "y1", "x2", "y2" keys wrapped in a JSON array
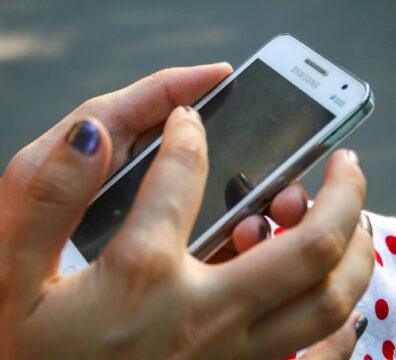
[{"x1": 1, "y1": 0, "x2": 395, "y2": 214}]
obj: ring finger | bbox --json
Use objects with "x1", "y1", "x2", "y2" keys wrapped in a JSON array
[{"x1": 242, "y1": 226, "x2": 373, "y2": 359}]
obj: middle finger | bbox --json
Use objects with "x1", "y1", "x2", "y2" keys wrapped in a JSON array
[{"x1": 104, "y1": 107, "x2": 208, "y2": 269}]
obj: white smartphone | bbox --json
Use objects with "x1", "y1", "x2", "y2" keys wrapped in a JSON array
[{"x1": 59, "y1": 34, "x2": 374, "y2": 274}]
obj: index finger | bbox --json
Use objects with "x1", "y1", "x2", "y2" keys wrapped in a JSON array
[
  {"x1": 3, "y1": 63, "x2": 233, "y2": 214},
  {"x1": 20, "y1": 63, "x2": 233, "y2": 176}
]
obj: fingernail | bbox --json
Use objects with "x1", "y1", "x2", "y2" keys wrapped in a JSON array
[
  {"x1": 347, "y1": 150, "x2": 360, "y2": 166},
  {"x1": 258, "y1": 218, "x2": 271, "y2": 241},
  {"x1": 214, "y1": 61, "x2": 232, "y2": 68},
  {"x1": 67, "y1": 120, "x2": 100, "y2": 155},
  {"x1": 259, "y1": 224, "x2": 270, "y2": 241},
  {"x1": 355, "y1": 316, "x2": 368, "y2": 339},
  {"x1": 183, "y1": 106, "x2": 202, "y2": 122},
  {"x1": 359, "y1": 214, "x2": 373, "y2": 237}
]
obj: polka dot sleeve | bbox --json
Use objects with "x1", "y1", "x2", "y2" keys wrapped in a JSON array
[{"x1": 352, "y1": 211, "x2": 396, "y2": 359}]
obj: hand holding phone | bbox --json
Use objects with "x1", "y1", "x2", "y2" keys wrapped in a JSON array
[
  {"x1": 0, "y1": 34, "x2": 374, "y2": 359},
  {"x1": 0, "y1": 103, "x2": 372, "y2": 359},
  {"x1": 67, "y1": 34, "x2": 374, "y2": 267}
]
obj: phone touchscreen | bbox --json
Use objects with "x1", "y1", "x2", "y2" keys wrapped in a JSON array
[{"x1": 71, "y1": 59, "x2": 335, "y2": 262}]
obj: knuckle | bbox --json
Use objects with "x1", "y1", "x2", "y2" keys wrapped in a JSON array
[
  {"x1": 8, "y1": 148, "x2": 25, "y2": 169},
  {"x1": 28, "y1": 163, "x2": 78, "y2": 209},
  {"x1": 303, "y1": 227, "x2": 345, "y2": 273},
  {"x1": 149, "y1": 69, "x2": 173, "y2": 94},
  {"x1": 149, "y1": 68, "x2": 185, "y2": 107},
  {"x1": 4, "y1": 147, "x2": 31, "y2": 180},
  {"x1": 161, "y1": 196, "x2": 185, "y2": 232},
  {"x1": 107, "y1": 241, "x2": 178, "y2": 284},
  {"x1": 151, "y1": 68, "x2": 175, "y2": 83},
  {"x1": 77, "y1": 96, "x2": 111, "y2": 119},
  {"x1": 151, "y1": 68, "x2": 168, "y2": 80},
  {"x1": 317, "y1": 286, "x2": 351, "y2": 333},
  {"x1": 79, "y1": 96, "x2": 104, "y2": 111},
  {"x1": 166, "y1": 135, "x2": 208, "y2": 174}
]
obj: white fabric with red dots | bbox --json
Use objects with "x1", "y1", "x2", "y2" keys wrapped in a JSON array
[
  {"x1": 352, "y1": 211, "x2": 395, "y2": 359},
  {"x1": 270, "y1": 211, "x2": 396, "y2": 359}
]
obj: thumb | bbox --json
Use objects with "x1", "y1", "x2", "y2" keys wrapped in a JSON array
[
  {"x1": 301, "y1": 312, "x2": 368, "y2": 360},
  {"x1": 5, "y1": 119, "x2": 111, "y2": 300}
]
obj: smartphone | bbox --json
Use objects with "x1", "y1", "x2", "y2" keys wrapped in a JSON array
[{"x1": 59, "y1": 34, "x2": 374, "y2": 274}]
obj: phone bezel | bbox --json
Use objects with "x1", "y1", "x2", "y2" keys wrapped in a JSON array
[{"x1": 61, "y1": 34, "x2": 373, "y2": 269}]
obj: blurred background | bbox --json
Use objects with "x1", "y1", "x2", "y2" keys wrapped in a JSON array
[{"x1": 1, "y1": 0, "x2": 395, "y2": 214}]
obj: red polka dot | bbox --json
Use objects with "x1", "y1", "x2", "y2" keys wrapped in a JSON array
[
  {"x1": 385, "y1": 235, "x2": 396, "y2": 254},
  {"x1": 280, "y1": 353, "x2": 296, "y2": 360},
  {"x1": 375, "y1": 298, "x2": 389, "y2": 320},
  {"x1": 382, "y1": 340, "x2": 395, "y2": 360},
  {"x1": 363, "y1": 355, "x2": 372, "y2": 360},
  {"x1": 375, "y1": 250, "x2": 383, "y2": 267},
  {"x1": 274, "y1": 226, "x2": 285, "y2": 236}
]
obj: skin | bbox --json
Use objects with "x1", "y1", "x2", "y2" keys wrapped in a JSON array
[
  {"x1": 300, "y1": 312, "x2": 363, "y2": 359},
  {"x1": 0, "y1": 63, "x2": 373, "y2": 359}
]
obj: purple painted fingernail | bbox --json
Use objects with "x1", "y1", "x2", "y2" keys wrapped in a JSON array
[{"x1": 67, "y1": 120, "x2": 100, "y2": 155}]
